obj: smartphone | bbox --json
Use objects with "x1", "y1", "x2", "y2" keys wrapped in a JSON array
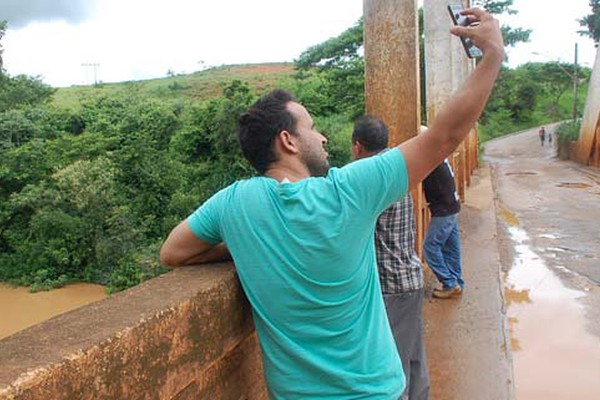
[{"x1": 447, "y1": 4, "x2": 483, "y2": 59}]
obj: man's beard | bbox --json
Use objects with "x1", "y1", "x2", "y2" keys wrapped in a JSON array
[{"x1": 302, "y1": 153, "x2": 330, "y2": 177}]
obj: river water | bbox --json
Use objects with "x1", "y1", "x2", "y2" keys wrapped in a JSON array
[{"x1": 0, "y1": 283, "x2": 108, "y2": 340}]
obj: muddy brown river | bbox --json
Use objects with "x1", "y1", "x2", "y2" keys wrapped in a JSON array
[{"x1": 0, "y1": 283, "x2": 108, "y2": 340}]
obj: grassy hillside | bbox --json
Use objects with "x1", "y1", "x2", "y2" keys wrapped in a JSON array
[{"x1": 51, "y1": 63, "x2": 296, "y2": 110}]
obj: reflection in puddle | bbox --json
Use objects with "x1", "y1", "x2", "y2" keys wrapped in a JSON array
[
  {"x1": 499, "y1": 208, "x2": 520, "y2": 226},
  {"x1": 538, "y1": 233, "x2": 562, "y2": 240},
  {"x1": 546, "y1": 246, "x2": 568, "y2": 252},
  {"x1": 505, "y1": 227, "x2": 600, "y2": 399}
]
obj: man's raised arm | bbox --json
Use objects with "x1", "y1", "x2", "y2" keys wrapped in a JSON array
[{"x1": 399, "y1": 7, "x2": 504, "y2": 188}]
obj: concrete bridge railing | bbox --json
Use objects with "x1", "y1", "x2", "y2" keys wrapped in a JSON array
[{"x1": 0, "y1": 264, "x2": 267, "y2": 400}]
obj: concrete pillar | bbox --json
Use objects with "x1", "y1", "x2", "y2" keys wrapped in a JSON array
[
  {"x1": 575, "y1": 47, "x2": 600, "y2": 167},
  {"x1": 364, "y1": 0, "x2": 421, "y2": 145},
  {"x1": 424, "y1": 0, "x2": 455, "y2": 122},
  {"x1": 423, "y1": 0, "x2": 475, "y2": 201},
  {"x1": 364, "y1": 0, "x2": 423, "y2": 250}
]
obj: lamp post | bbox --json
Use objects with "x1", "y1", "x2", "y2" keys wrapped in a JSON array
[{"x1": 533, "y1": 43, "x2": 579, "y2": 121}]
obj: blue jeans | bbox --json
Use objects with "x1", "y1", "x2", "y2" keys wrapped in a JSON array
[{"x1": 423, "y1": 214, "x2": 463, "y2": 290}]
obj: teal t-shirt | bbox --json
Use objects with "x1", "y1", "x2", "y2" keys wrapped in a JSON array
[{"x1": 188, "y1": 148, "x2": 408, "y2": 399}]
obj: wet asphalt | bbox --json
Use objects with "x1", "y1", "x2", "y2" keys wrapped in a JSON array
[{"x1": 423, "y1": 126, "x2": 600, "y2": 400}]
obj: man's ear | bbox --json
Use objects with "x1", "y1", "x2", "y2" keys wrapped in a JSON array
[
  {"x1": 352, "y1": 140, "x2": 366, "y2": 159},
  {"x1": 277, "y1": 130, "x2": 300, "y2": 155}
]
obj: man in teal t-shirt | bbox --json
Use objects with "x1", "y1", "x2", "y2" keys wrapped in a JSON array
[
  {"x1": 187, "y1": 140, "x2": 408, "y2": 399},
  {"x1": 161, "y1": 8, "x2": 504, "y2": 399}
]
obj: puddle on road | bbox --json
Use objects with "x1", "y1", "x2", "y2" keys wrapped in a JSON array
[
  {"x1": 538, "y1": 233, "x2": 562, "y2": 240},
  {"x1": 504, "y1": 226, "x2": 600, "y2": 399},
  {"x1": 499, "y1": 208, "x2": 520, "y2": 226}
]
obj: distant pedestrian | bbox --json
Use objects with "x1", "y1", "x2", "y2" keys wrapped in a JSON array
[
  {"x1": 548, "y1": 130, "x2": 552, "y2": 145},
  {"x1": 539, "y1": 126, "x2": 546, "y2": 147}
]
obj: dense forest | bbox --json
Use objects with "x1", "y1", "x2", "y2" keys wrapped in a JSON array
[{"x1": 0, "y1": 1, "x2": 595, "y2": 292}]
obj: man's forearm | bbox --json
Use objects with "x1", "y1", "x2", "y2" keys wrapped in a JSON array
[
  {"x1": 429, "y1": 47, "x2": 504, "y2": 153},
  {"x1": 397, "y1": 8, "x2": 505, "y2": 189},
  {"x1": 180, "y1": 243, "x2": 232, "y2": 265}
]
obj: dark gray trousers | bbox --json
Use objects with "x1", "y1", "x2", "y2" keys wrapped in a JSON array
[{"x1": 384, "y1": 288, "x2": 430, "y2": 400}]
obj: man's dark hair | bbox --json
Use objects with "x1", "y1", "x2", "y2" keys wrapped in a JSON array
[
  {"x1": 352, "y1": 115, "x2": 389, "y2": 153},
  {"x1": 238, "y1": 89, "x2": 297, "y2": 174}
]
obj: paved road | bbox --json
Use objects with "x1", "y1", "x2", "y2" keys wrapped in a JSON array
[
  {"x1": 486, "y1": 126, "x2": 600, "y2": 285},
  {"x1": 424, "y1": 126, "x2": 600, "y2": 399},
  {"x1": 485, "y1": 126, "x2": 600, "y2": 399}
]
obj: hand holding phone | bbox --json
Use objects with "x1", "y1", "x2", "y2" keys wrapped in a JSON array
[{"x1": 447, "y1": 4, "x2": 483, "y2": 59}]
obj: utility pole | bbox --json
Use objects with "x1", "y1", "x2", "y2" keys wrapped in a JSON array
[
  {"x1": 81, "y1": 62, "x2": 100, "y2": 85},
  {"x1": 573, "y1": 43, "x2": 579, "y2": 121}
]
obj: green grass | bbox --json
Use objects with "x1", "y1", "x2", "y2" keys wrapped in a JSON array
[{"x1": 51, "y1": 63, "x2": 296, "y2": 110}]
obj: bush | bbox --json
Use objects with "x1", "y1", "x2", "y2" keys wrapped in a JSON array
[
  {"x1": 314, "y1": 114, "x2": 353, "y2": 167},
  {"x1": 555, "y1": 120, "x2": 581, "y2": 142}
]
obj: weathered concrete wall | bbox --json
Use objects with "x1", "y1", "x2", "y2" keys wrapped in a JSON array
[
  {"x1": 364, "y1": 0, "x2": 421, "y2": 144},
  {"x1": 0, "y1": 265, "x2": 267, "y2": 400},
  {"x1": 574, "y1": 47, "x2": 600, "y2": 167}
]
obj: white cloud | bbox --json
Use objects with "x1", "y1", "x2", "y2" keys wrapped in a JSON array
[
  {"x1": 2, "y1": 0, "x2": 597, "y2": 87},
  {"x1": 4, "y1": 0, "x2": 364, "y2": 86},
  {"x1": 503, "y1": 0, "x2": 597, "y2": 68}
]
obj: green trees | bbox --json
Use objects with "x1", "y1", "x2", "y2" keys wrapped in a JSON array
[
  {"x1": 294, "y1": 19, "x2": 364, "y2": 119},
  {"x1": 0, "y1": 79, "x2": 259, "y2": 292},
  {"x1": 479, "y1": 62, "x2": 591, "y2": 140},
  {"x1": 473, "y1": 0, "x2": 531, "y2": 47},
  {"x1": 0, "y1": 74, "x2": 56, "y2": 112},
  {"x1": 579, "y1": 0, "x2": 600, "y2": 46},
  {"x1": 0, "y1": 20, "x2": 5, "y2": 72},
  {"x1": 0, "y1": 69, "x2": 358, "y2": 293}
]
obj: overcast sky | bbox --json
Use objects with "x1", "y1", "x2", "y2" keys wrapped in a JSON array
[{"x1": 1, "y1": 0, "x2": 596, "y2": 87}]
